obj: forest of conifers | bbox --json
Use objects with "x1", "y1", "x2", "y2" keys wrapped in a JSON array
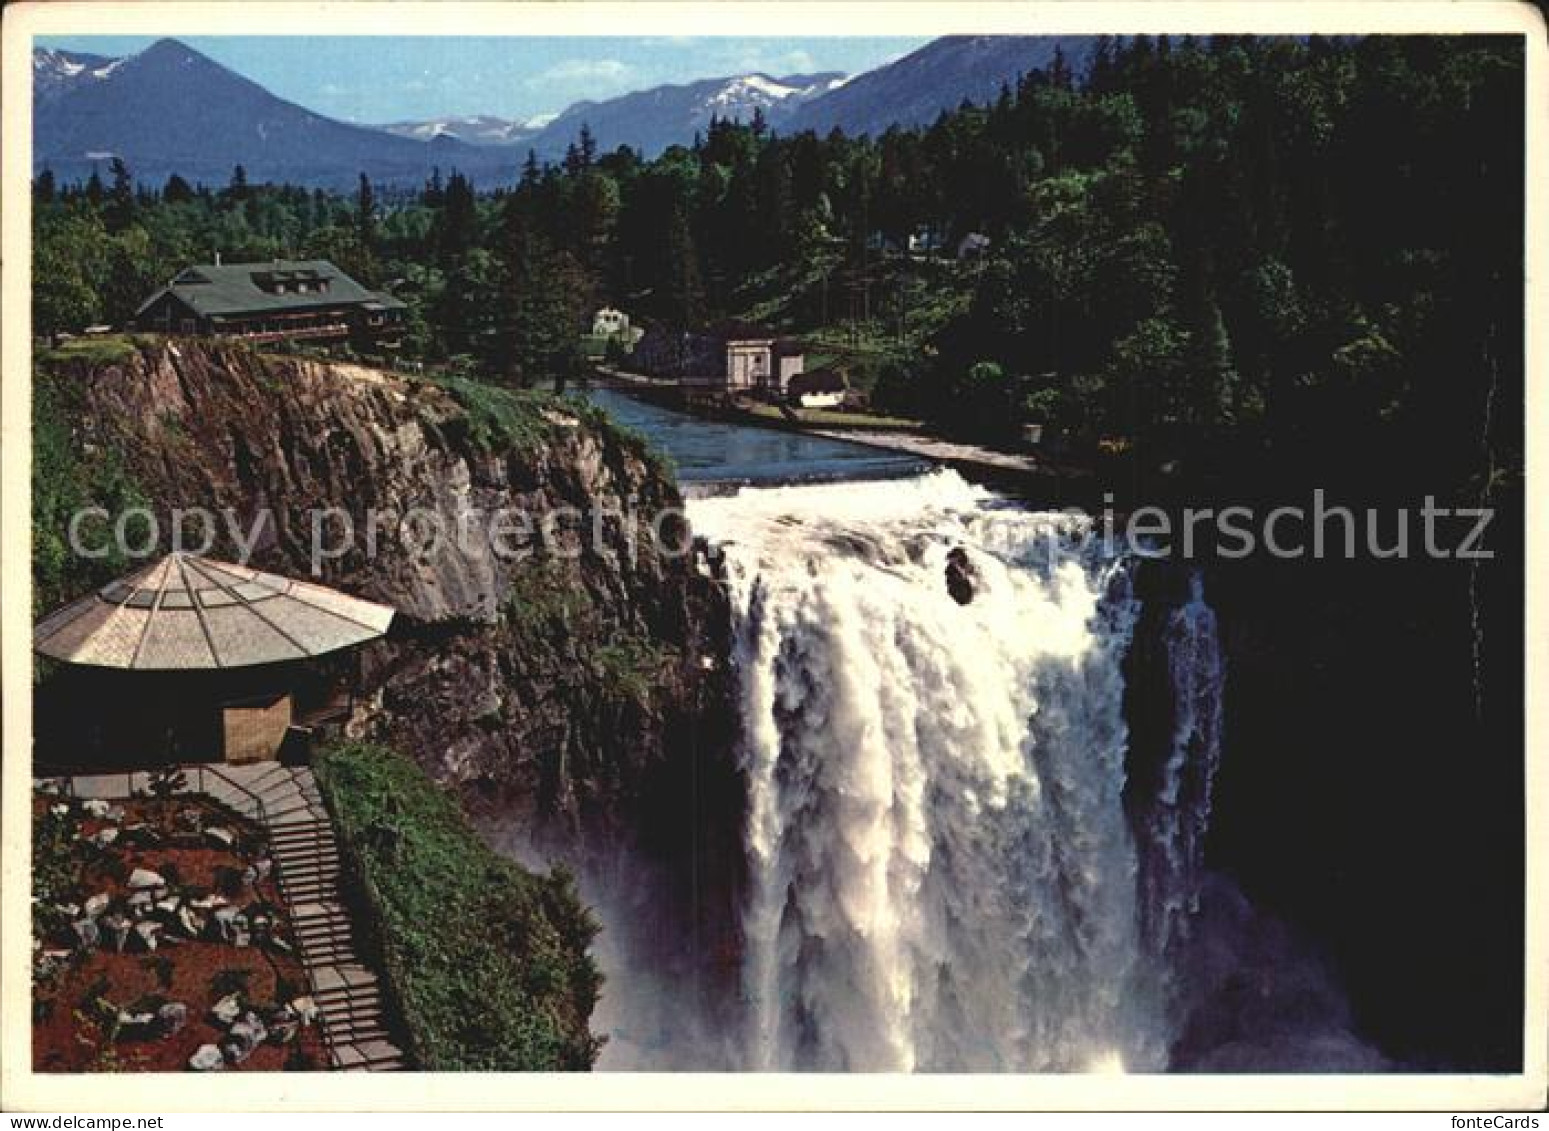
[{"x1": 33, "y1": 34, "x2": 1522, "y2": 495}]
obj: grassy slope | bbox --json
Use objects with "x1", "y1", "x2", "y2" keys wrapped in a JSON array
[
  {"x1": 736, "y1": 401, "x2": 922, "y2": 430},
  {"x1": 314, "y1": 741, "x2": 603, "y2": 1071},
  {"x1": 419, "y1": 368, "x2": 675, "y2": 478},
  {"x1": 732, "y1": 252, "x2": 974, "y2": 393}
]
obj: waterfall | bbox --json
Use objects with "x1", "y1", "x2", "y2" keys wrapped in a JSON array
[
  {"x1": 688, "y1": 470, "x2": 1226, "y2": 1072},
  {"x1": 1136, "y1": 574, "x2": 1226, "y2": 964}
]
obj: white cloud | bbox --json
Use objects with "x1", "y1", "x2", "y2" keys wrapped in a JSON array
[
  {"x1": 526, "y1": 58, "x2": 635, "y2": 89},
  {"x1": 318, "y1": 82, "x2": 348, "y2": 98},
  {"x1": 707, "y1": 44, "x2": 823, "y2": 78},
  {"x1": 771, "y1": 49, "x2": 816, "y2": 75}
]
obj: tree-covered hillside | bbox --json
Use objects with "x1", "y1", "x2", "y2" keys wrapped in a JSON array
[{"x1": 34, "y1": 34, "x2": 1523, "y2": 493}]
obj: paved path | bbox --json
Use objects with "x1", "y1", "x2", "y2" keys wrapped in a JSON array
[{"x1": 39, "y1": 763, "x2": 408, "y2": 1072}]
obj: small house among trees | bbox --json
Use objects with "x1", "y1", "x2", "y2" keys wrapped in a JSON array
[
  {"x1": 592, "y1": 307, "x2": 631, "y2": 337},
  {"x1": 635, "y1": 321, "x2": 806, "y2": 395},
  {"x1": 585, "y1": 306, "x2": 644, "y2": 358},
  {"x1": 132, "y1": 259, "x2": 406, "y2": 346}
]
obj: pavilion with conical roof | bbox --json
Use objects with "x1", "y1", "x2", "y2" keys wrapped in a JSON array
[{"x1": 34, "y1": 553, "x2": 394, "y2": 768}]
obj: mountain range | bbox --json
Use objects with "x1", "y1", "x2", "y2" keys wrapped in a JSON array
[
  {"x1": 33, "y1": 35, "x2": 1095, "y2": 189},
  {"x1": 380, "y1": 71, "x2": 845, "y2": 155},
  {"x1": 785, "y1": 35, "x2": 1094, "y2": 135},
  {"x1": 34, "y1": 38, "x2": 506, "y2": 189},
  {"x1": 513, "y1": 71, "x2": 848, "y2": 157}
]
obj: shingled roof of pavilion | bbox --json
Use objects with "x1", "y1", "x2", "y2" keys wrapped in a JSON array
[{"x1": 33, "y1": 553, "x2": 394, "y2": 671}]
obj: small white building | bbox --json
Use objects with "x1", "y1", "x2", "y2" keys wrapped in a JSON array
[
  {"x1": 592, "y1": 307, "x2": 631, "y2": 337},
  {"x1": 725, "y1": 332, "x2": 774, "y2": 388},
  {"x1": 717, "y1": 323, "x2": 805, "y2": 395},
  {"x1": 908, "y1": 226, "x2": 945, "y2": 255},
  {"x1": 635, "y1": 322, "x2": 805, "y2": 395}
]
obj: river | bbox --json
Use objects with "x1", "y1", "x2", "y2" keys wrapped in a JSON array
[{"x1": 581, "y1": 387, "x2": 926, "y2": 488}]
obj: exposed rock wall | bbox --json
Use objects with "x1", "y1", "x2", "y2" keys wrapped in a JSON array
[{"x1": 41, "y1": 340, "x2": 742, "y2": 902}]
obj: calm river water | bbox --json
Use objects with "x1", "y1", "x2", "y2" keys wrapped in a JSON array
[{"x1": 580, "y1": 386, "x2": 925, "y2": 488}]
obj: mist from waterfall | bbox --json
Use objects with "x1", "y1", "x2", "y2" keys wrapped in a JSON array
[{"x1": 687, "y1": 470, "x2": 1224, "y2": 1072}]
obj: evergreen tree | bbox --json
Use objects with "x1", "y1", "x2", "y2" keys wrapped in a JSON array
[
  {"x1": 355, "y1": 173, "x2": 378, "y2": 280},
  {"x1": 33, "y1": 168, "x2": 56, "y2": 205},
  {"x1": 520, "y1": 150, "x2": 542, "y2": 190},
  {"x1": 435, "y1": 170, "x2": 478, "y2": 267},
  {"x1": 663, "y1": 203, "x2": 704, "y2": 327},
  {"x1": 1050, "y1": 44, "x2": 1074, "y2": 91},
  {"x1": 105, "y1": 158, "x2": 135, "y2": 234},
  {"x1": 491, "y1": 196, "x2": 583, "y2": 389},
  {"x1": 162, "y1": 173, "x2": 195, "y2": 205},
  {"x1": 423, "y1": 166, "x2": 445, "y2": 208},
  {"x1": 1183, "y1": 297, "x2": 1239, "y2": 429}
]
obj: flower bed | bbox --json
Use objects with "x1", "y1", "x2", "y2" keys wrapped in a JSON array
[{"x1": 32, "y1": 787, "x2": 327, "y2": 1072}]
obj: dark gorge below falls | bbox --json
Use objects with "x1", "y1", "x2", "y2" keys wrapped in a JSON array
[{"x1": 33, "y1": 341, "x2": 1523, "y2": 1072}]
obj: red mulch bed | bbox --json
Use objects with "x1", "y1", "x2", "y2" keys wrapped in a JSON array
[{"x1": 33, "y1": 793, "x2": 328, "y2": 1072}]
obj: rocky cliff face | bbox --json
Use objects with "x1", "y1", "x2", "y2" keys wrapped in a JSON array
[
  {"x1": 37, "y1": 339, "x2": 742, "y2": 904},
  {"x1": 1199, "y1": 536, "x2": 1524, "y2": 1071}
]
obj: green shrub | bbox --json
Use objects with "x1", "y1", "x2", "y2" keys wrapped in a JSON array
[
  {"x1": 37, "y1": 335, "x2": 140, "y2": 368},
  {"x1": 423, "y1": 373, "x2": 552, "y2": 454},
  {"x1": 31, "y1": 364, "x2": 149, "y2": 619},
  {"x1": 424, "y1": 371, "x2": 675, "y2": 483},
  {"x1": 32, "y1": 803, "x2": 78, "y2": 906},
  {"x1": 501, "y1": 560, "x2": 591, "y2": 637},
  {"x1": 593, "y1": 634, "x2": 675, "y2": 707},
  {"x1": 314, "y1": 741, "x2": 602, "y2": 1071}
]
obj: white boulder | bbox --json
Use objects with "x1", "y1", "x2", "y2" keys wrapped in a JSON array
[
  {"x1": 127, "y1": 868, "x2": 166, "y2": 890},
  {"x1": 188, "y1": 1044, "x2": 224, "y2": 1071},
  {"x1": 210, "y1": 993, "x2": 243, "y2": 1026}
]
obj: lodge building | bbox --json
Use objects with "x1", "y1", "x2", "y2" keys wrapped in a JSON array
[{"x1": 133, "y1": 259, "x2": 407, "y2": 347}]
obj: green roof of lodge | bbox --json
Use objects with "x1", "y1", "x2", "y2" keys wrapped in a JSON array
[{"x1": 135, "y1": 259, "x2": 407, "y2": 321}]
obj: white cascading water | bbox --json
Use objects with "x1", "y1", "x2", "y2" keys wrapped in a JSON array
[
  {"x1": 688, "y1": 470, "x2": 1225, "y2": 1073},
  {"x1": 1136, "y1": 575, "x2": 1226, "y2": 964}
]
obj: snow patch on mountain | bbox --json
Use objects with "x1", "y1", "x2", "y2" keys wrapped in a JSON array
[
  {"x1": 34, "y1": 47, "x2": 123, "y2": 106},
  {"x1": 378, "y1": 113, "x2": 543, "y2": 146}
]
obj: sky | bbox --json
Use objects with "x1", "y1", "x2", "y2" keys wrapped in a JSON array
[{"x1": 36, "y1": 36, "x2": 930, "y2": 124}]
